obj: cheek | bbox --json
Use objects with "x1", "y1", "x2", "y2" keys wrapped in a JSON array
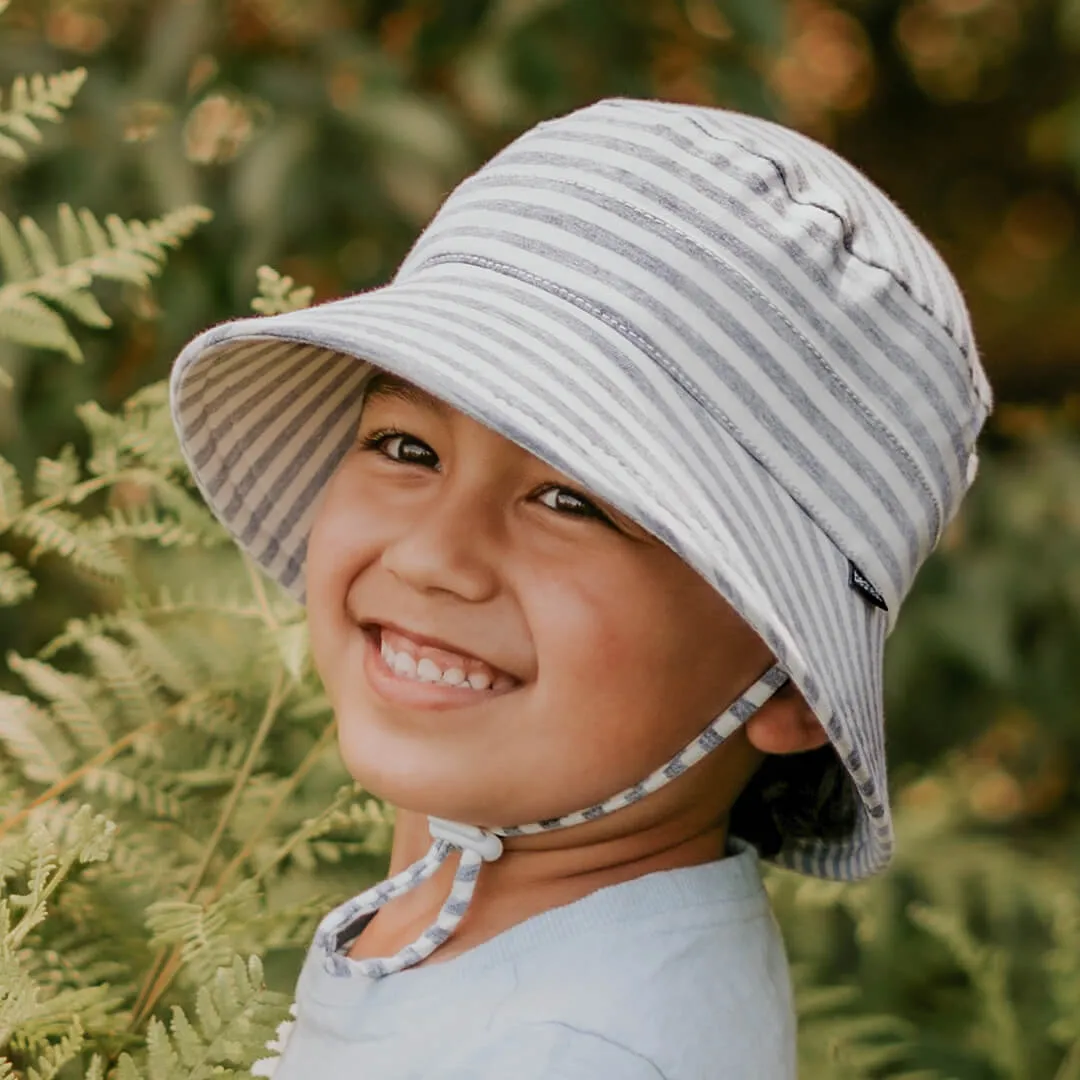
[
  {"x1": 524, "y1": 560, "x2": 700, "y2": 767},
  {"x1": 304, "y1": 478, "x2": 384, "y2": 687}
]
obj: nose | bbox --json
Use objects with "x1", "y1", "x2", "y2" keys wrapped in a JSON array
[{"x1": 379, "y1": 481, "x2": 501, "y2": 603}]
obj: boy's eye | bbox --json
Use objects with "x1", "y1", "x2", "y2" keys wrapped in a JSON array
[
  {"x1": 531, "y1": 490, "x2": 609, "y2": 522},
  {"x1": 360, "y1": 429, "x2": 440, "y2": 468},
  {"x1": 358, "y1": 427, "x2": 612, "y2": 526}
]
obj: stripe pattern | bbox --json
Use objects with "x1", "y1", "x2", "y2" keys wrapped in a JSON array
[
  {"x1": 170, "y1": 98, "x2": 992, "y2": 887},
  {"x1": 316, "y1": 667, "x2": 785, "y2": 978}
]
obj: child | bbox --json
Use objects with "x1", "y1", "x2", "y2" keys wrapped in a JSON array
[{"x1": 170, "y1": 98, "x2": 992, "y2": 1078}]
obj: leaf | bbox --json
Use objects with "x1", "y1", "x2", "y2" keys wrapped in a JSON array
[
  {"x1": 33, "y1": 445, "x2": 81, "y2": 502},
  {"x1": 80, "y1": 767, "x2": 182, "y2": 818},
  {"x1": 0, "y1": 212, "x2": 34, "y2": 281},
  {"x1": 251, "y1": 266, "x2": 314, "y2": 315},
  {"x1": 0, "y1": 68, "x2": 87, "y2": 162},
  {"x1": 0, "y1": 290, "x2": 82, "y2": 360},
  {"x1": 146, "y1": 1017, "x2": 181, "y2": 1080},
  {"x1": 0, "y1": 204, "x2": 210, "y2": 364},
  {"x1": 22, "y1": 1019, "x2": 85, "y2": 1080},
  {"x1": 6, "y1": 653, "x2": 111, "y2": 753},
  {"x1": 0, "y1": 693, "x2": 67, "y2": 784},
  {"x1": 0, "y1": 454, "x2": 24, "y2": 528},
  {"x1": 11, "y1": 509, "x2": 127, "y2": 578},
  {"x1": 0, "y1": 551, "x2": 34, "y2": 606},
  {"x1": 46, "y1": 282, "x2": 112, "y2": 328},
  {"x1": 56, "y1": 203, "x2": 88, "y2": 263},
  {"x1": 114, "y1": 1054, "x2": 141, "y2": 1080},
  {"x1": 116, "y1": 617, "x2": 199, "y2": 697},
  {"x1": 19, "y1": 217, "x2": 59, "y2": 274}
]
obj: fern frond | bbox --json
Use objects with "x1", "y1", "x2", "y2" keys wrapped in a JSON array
[
  {"x1": 109, "y1": 617, "x2": 198, "y2": 699},
  {"x1": 9, "y1": 509, "x2": 127, "y2": 579},
  {"x1": 32, "y1": 446, "x2": 80, "y2": 502},
  {"x1": 120, "y1": 956, "x2": 288, "y2": 1080},
  {"x1": 80, "y1": 767, "x2": 182, "y2": 819},
  {"x1": 5, "y1": 654, "x2": 111, "y2": 754},
  {"x1": 0, "y1": 288, "x2": 82, "y2": 360},
  {"x1": 1, "y1": 807, "x2": 114, "y2": 950},
  {"x1": 0, "y1": 694, "x2": 70, "y2": 785},
  {"x1": 0, "y1": 455, "x2": 24, "y2": 530},
  {"x1": 147, "y1": 881, "x2": 262, "y2": 988},
  {"x1": 0, "y1": 553, "x2": 34, "y2": 607},
  {"x1": 0, "y1": 69, "x2": 87, "y2": 162},
  {"x1": 251, "y1": 266, "x2": 313, "y2": 316},
  {"x1": 127, "y1": 586, "x2": 274, "y2": 625},
  {"x1": 100, "y1": 505, "x2": 214, "y2": 549},
  {"x1": 75, "y1": 398, "x2": 207, "y2": 495},
  {"x1": 0, "y1": 205, "x2": 211, "y2": 360},
  {"x1": 80, "y1": 634, "x2": 163, "y2": 734},
  {"x1": 14, "y1": 1021, "x2": 86, "y2": 1080},
  {"x1": 20, "y1": 986, "x2": 128, "y2": 1043},
  {"x1": 56, "y1": 205, "x2": 213, "y2": 286},
  {"x1": 909, "y1": 900, "x2": 1025, "y2": 1076}
]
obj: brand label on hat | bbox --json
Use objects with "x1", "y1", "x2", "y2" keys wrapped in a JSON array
[{"x1": 849, "y1": 562, "x2": 889, "y2": 612}]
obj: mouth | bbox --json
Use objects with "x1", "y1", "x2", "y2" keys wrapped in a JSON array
[{"x1": 360, "y1": 622, "x2": 520, "y2": 708}]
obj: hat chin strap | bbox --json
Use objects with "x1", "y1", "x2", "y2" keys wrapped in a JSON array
[{"x1": 314, "y1": 665, "x2": 789, "y2": 979}]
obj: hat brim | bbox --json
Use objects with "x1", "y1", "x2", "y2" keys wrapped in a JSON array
[{"x1": 171, "y1": 260, "x2": 892, "y2": 880}]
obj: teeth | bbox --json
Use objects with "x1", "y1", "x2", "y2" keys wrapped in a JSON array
[
  {"x1": 378, "y1": 633, "x2": 505, "y2": 692},
  {"x1": 416, "y1": 658, "x2": 442, "y2": 683},
  {"x1": 392, "y1": 651, "x2": 416, "y2": 678}
]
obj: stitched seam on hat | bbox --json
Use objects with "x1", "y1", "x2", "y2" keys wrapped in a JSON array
[
  {"x1": 545, "y1": 177, "x2": 945, "y2": 530},
  {"x1": 417, "y1": 251, "x2": 898, "y2": 600},
  {"x1": 681, "y1": 115, "x2": 991, "y2": 423}
]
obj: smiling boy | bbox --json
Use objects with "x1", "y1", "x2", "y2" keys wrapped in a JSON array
[
  {"x1": 171, "y1": 98, "x2": 991, "y2": 1078},
  {"x1": 306, "y1": 369, "x2": 819, "y2": 970}
]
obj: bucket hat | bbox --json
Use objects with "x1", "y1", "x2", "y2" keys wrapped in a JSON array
[{"x1": 170, "y1": 97, "x2": 992, "y2": 974}]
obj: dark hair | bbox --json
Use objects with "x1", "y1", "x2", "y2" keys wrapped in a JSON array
[{"x1": 728, "y1": 745, "x2": 858, "y2": 857}]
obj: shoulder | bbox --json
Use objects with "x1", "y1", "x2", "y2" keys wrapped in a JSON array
[{"x1": 469, "y1": 896, "x2": 797, "y2": 1078}]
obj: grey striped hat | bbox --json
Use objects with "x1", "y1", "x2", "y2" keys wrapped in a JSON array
[{"x1": 171, "y1": 97, "x2": 992, "y2": 885}]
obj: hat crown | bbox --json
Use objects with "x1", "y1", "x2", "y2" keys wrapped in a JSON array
[{"x1": 396, "y1": 98, "x2": 992, "y2": 616}]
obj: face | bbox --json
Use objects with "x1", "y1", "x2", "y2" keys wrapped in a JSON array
[{"x1": 305, "y1": 371, "x2": 775, "y2": 828}]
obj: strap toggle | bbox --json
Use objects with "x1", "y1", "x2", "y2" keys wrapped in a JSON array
[{"x1": 428, "y1": 817, "x2": 504, "y2": 861}]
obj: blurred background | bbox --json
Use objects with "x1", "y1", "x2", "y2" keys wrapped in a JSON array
[{"x1": 0, "y1": 0, "x2": 1078, "y2": 1075}]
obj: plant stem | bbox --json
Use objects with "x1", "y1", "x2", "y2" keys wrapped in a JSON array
[
  {"x1": 0, "y1": 718, "x2": 161, "y2": 839},
  {"x1": 128, "y1": 669, "x2": 287, "y2": 1029},
  {"x1": 209, "y1": 716, "x2": 336, "y2": 901},
  {"x1": 244, "y1": 556, "x2": 279, "y2": 632}
]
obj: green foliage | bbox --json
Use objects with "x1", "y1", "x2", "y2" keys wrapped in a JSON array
[
  {"x1": 0, "y1": 65, "x2": 86, "y2": 163},
  {"x1": 0, "y1": 204, "x2": 213, "y2": 370},
  {"x1": 250, "y1": 267, "x2": 314, "y2": 317},
  {"x1": 774, "y1": 808, "x2": 1080, "y2": 1078},
  {"x1": 0, "y1": 379, "x2": 223, "y2": 602},
  {"x1": 0, "y1": 805, "x2": 118, "y2": 1048},
  {"x1": 116, "y1": 957, "x2": 289, "y2": 1080}
]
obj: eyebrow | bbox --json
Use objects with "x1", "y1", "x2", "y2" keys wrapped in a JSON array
[{"x1": 364, "y1": 371, "x2": 450, "y2": 415}]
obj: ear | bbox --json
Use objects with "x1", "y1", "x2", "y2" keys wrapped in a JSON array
[{"x1": 744, "y1": 679, "x2": 830, "y2": 755}]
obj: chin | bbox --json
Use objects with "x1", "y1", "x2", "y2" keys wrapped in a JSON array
[{"x1": 335, "y1": 738, "x2": 499, "y2": 822}]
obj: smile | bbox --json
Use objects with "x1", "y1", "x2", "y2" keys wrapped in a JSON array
[{"x1": 362, "y1": 624, "x2": 519, "y2": 708}]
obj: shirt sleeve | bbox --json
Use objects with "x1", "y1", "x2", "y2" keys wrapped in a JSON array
[{"x1": 433, "y1": 1021, "x2": 667, "y2": 1079}]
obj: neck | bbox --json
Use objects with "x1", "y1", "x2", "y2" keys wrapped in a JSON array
[{"x1": 348, "y1": 804, "x2": 732, "y2": 967}]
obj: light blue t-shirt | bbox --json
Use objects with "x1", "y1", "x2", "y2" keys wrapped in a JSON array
[{"x1": 274, "y1": 842, "x2": 796, "y2": 1079}]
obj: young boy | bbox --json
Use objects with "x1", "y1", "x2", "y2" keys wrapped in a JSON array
[{"x1": 170, "y1": 98, "x2": 992, "y2": 1078}]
